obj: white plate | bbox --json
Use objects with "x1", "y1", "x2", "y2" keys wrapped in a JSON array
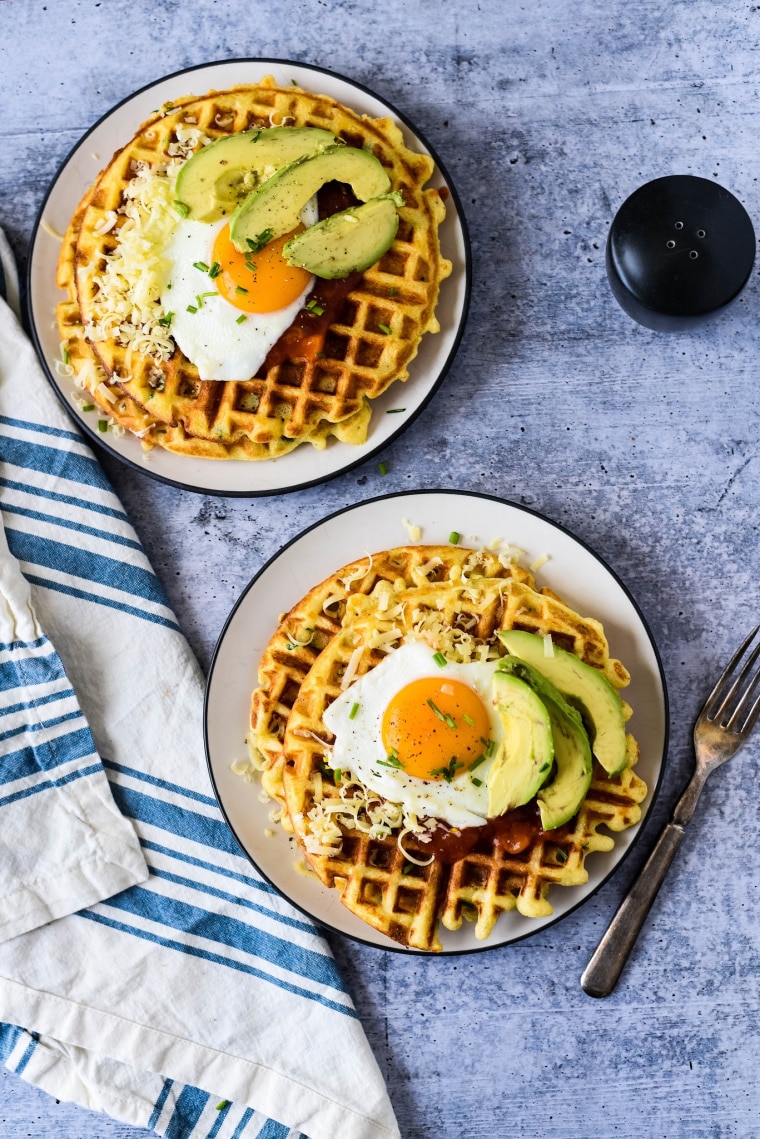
[
  {"x1": 28, "y1": 59, "x2": 469, "y2": 496},
  {"x1": 204, "y1": 490, "x2": 668, "y2": 954}
]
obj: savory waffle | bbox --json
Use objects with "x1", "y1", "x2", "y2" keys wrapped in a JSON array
[
  {"x1": 249, "y1": 546, "x2": 532, "y2": 812},
  {"x1": 59, "y1": 77, "x2": 451, "y2": 460},
  {"x1": 266, "y1": 557, "x2": 646, "y2": 951}
]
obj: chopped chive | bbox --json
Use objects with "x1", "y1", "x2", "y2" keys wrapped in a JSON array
[
  {"x1": 402, "y1": 863, "x2": 415, "y2": 874},
  {"x1": 193, "y1": 260, "x2": 210, "y2": 273},
  {"x1": 386, "y1": 407, "x2": 406, "y2": 414},
  {"x1": 235, "y1": 285, "x2": 249, "y2": 294},
  {"x1": 377, "y1": 322, "x2": 391, "y2": 335},
  {"x1": 158, "y1": 312, "x2": 174, "y2": 327},
  {"x1": 246, "y1": 229, "x2": 273, "y2": 253},
  {"x1": 311, "y1": 304, "x2": 325, "y2": 315},
  {"x1": 449, "y1": 530, "x2": 461, "y2": 545},
  {"x1": 388, "y1": 286, "x2": 398, "y2": 296},
  {"x1": 432, "y1": 650, "x2": 447, "y2": 668},
  {"x1": 469, "y1": 753, "x2": 486, "y2": 771},
  {"x1": 444, "y1": 713, "x2": 457, "y2": 730},
  {"x1": 81, "y1": 403, "x2": 95, "y2": 412},
  {"x1": 61, "y1": 347, "x2": 70, "y2": 364},
  {"x1": 250, "y1": 130, "x2": 262, "y2": 142},
  {"x1": 555, "y1": 848, "x2": 568, "y2": 864},
  {"x1": 471, "y1": 776, "x2": 483, "y2": 787},
  {"x1": 431, "y1": 757, "x2": 463, "y2": 783},
  {"x1": 209, "y1": 261, "x2": 222, "y2": 278},
  {"x1": 349, "y1": 702, "x2": 359, "y2": 720},
  {"x1": 316, "y1": 351, "x2": 326, "y2": 359},
  {"x1": 200, "y1": 291, "x2": 217, "y2": 299},
  {"x1": 291, "y1": 78, "x2": 298, "y2": 86},
  {"x1": 97, "y1": 419, "x2": 108, "y2": 433},
  {"x1": 378, "y1": 461, "x2": 388, "y2": 475},
  {"x1": 215, "y1": 1101, "x2": 229, "y2": 1111},
  {"x1": 195, "y1": 294, "x2": 205, "y2": 309},
  {"x1": 186, "y1": 304, "x2": 198, "y2": 313},
  {"x1": 378, "y1": 752, "x2": 404, "y2": 769},
  {"x1": 236, "y1": 314, "x2": 247, "y2": 324},
  {"x1": 334, "y1": 768, "x2": 342, "y2": 784},
  {"x1": 485, "y1": 738, "x2": 496, "y2": 758},
  {"x1": 173, "y1": 200, "x2": 190, "y2": 218},
  {"x1": 462, "y1": 713, "x2": 475, "y2": 726},
  {"x1": 427, "y1": 698, "x2": 446, "y2": 723}
]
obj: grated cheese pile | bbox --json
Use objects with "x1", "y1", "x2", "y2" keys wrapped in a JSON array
[{"x1": 83, "y1": 126, "x2": 208, "y2": 363}]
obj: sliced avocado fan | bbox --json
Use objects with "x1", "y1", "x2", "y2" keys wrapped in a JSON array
[
  {"x1": 487, "y1": 670, "x2": 554, "y2": 818},
  {"x1": 498, "y1": 630, "x2": 628, "y2": 775},
  {"x1": 174, "y1": 126, "x2": 341, "y2": 223},
  {"x1": 497, "y1": 657, "x2": 593, "y2": 831},
  {"x1": 228, "y1": 145, "x2": 392, "y2": 252}
]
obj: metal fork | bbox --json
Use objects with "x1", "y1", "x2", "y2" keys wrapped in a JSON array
[{"x1": 581, "y1": 625, "x2": 760, "y2": 998}]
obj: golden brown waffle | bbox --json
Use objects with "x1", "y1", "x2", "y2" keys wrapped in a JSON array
[
  {"x1": 268, "y1": 557, "x2": 645, "y2": 951},
  {"x1": 249, "y1": 545, "x2": 531, "y2": 811},
  {"x1": 59, "y1": 77, "x2": 451, "y2": 460},
  {"x1": 440, "y1": 737, "x2": 645, "y2": 937}
]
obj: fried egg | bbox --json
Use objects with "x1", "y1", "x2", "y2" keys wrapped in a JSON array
[
  {"x1": 322, "y1": 641, "x2": 504, "y2": 829},
  {"x1": 160, "y1": 198, "x2": 318, "y2": 381}
]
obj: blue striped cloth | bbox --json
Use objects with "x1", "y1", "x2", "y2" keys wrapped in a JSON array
[{"x1": 0, "y1": 238, "x2": 398, "y2": 1139}]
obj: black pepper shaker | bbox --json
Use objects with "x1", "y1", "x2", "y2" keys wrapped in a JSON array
[{"x1": 606, "y1": 174, "x2": 756, "y2": 331}]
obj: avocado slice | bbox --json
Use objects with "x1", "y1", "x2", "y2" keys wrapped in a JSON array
[
  {"x1": 229, "y1": 145, "x2": 391, "y2": 251},
  {"x1": 498, "y1": 629, "x2": 627, "y2": 776},
  {"x1": 487, "y1": 671, "x2": 554, "y2": 818},
  {"x1": 497, "y1": 658, "x2": 593, "y2": 831},
  {"x1": 175, "y1": 126, "x2": 341, "y2": 223},
  {"x1": 283, "y1": 194, "x2": 402, "y2": 279}
]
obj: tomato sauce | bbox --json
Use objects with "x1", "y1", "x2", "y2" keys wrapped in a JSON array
[{"x1": 426, "y1": 803, "x2": 551, "y2": 865}]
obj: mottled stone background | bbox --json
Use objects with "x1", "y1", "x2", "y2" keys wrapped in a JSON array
[{"x1": 2, "y1": 0, "x2": 760, "y2": 1135}]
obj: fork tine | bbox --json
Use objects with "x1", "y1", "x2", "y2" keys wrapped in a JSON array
[
  {"x1": 736, "y1": 687, "x2": 760, "y2": 737},
  {"x1": 718, "y1": 637, "x2": 760, "y2": 727},
  {"x1": 704, "y1": 624, "x2": 760, "y2": 722}
]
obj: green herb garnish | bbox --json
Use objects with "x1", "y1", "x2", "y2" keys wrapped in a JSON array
[
  {"x1": 173, "y1": 200, "x2": 190, "y2": 218},
  {"x1": 97, "y1": 419, "x2": 108, "y2": 433},
  {"x1": 378, "y1": 750, "x2": 404, "y2": 769},
  {"x1": 378, "y1": 461, "x2": 388, "y2": 475},
  {"x1": 349, "y1": 702, "x2": 359, "y2": 720},
  {"x1": 471, "y1": 776, "x2": 483, "y2": 787},
  {"x1": 462, "y1": 714, "x2": 475, "y2": 726},
  {"x1": 430, "y1": 757, "x2": 463, "y2": 782},
  {"x1": 469, "y1": 753, "x2": 486, "y2": 771},
  {"x1": 377, "y1": 322, "x2": 391, "y2": 335},
  {"x1": 186, "y1": 304, "x2": 198, "y2": 314},
  {"x1": 193, "y1": 260, "x2": 210, "y2": 273},
  {"x1": 555, "y1": 848, "x2": 568, "y2": 864},
  {"x1": 449, "y1": 531, "x2": 461, "y2": 545},
  {"x1": 246, "y1": 229, "x2": 274, "y2": 254},
  {"x1": 81, "y1": 403, "x2": 95, "y2": 412},
  {"x1": 235, "y1": 285, "x2": 249, "y2": 295},
  {"x1": 386, "y1": 408, "x2": 406, "y2": 414},
  {"x1": 236, "y1": 314, "x2": 247, "y2": 324},
  {"x1": 432, "y1": 650, "x2": 447, "y2": 668},
  {"x1": 158, "y1": 312, "x2": 174, "y2": 327},
  {"x1": 209, "y1": 261, "x2": 222, "y2": 278}
]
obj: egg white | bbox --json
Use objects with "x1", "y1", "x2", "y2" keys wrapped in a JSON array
[
  {"x1": 322, "y1": 641, "x2": 504, "y2": 829},
  {"x1": 160, "y1": 199, "x2": 319, "y2": 382}
]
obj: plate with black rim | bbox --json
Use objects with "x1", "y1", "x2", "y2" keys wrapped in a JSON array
[
  {"x1": 26, "y1": 58, "x2": 469, "y2": 497},
  {"x1": 204, "y1": 489, "x2": 668, "y2": 954}
]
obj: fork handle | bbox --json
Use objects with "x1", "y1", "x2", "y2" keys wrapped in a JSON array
[{"x1": 580, "y1": 821, "x2": 686, "y2": 998}]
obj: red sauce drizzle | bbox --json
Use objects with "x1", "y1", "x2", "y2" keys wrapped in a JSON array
[{"x1": 426, "y1": 803, "x2": 550, "y2": 865}]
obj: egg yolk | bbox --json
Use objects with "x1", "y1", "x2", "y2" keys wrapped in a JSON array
[
  {"x1": 211, "y1": 223, "x2": 312, "y2": 314},
  {"x1": 381, "y1": 677, "x2": 492, "y2": 781}
]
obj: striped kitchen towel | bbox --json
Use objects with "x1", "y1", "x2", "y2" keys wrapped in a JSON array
[{"x1": 0, "y1": 236, "x2": 399, "y2": 1139}]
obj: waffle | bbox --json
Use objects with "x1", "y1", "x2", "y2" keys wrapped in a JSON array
[
  {"x1": 58, "y1": 77, "x2": 451, "y2": 460},
  {"x1": 249, "y1": 546, "x2": 532, "y2": 813},
  {"x1": 265, "y1": 555, "x2": 646, "y2": 951}
]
